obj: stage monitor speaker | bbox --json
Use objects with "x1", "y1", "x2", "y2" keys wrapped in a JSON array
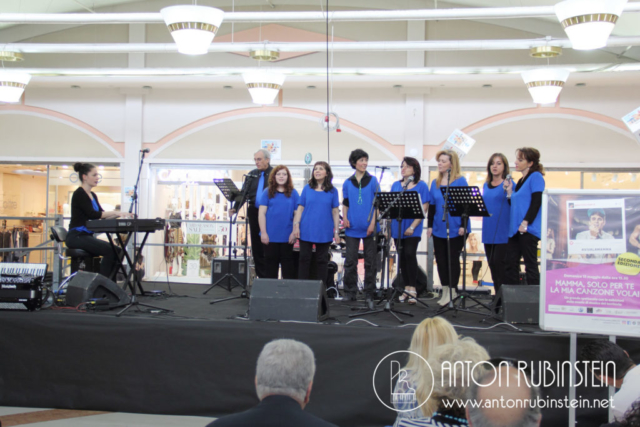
[
  {"x1": 493, "y1": 285, "x2": 539, "y2": 324},
  {"x1": 391, "y1": 266, "x2": 428, "y2": 296},
  {"x1": 66, "y1": 271, "x2": 131, "y2": 308},
  {"x1": 249, "y1": 279, "x2": 329, "y2": 322},
  {"x1": 211, "y1": 258, "x2": 247, "y2": 285}
]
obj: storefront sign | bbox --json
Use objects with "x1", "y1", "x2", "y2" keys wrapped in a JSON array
[{"x1": 541, "y1": 190, "x2": 640, "y2": 337}]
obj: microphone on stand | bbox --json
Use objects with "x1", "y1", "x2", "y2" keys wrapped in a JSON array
[
  {"x1": 442, "y1": 169, "x2": 451, "y2": 222},
  {"x1": 378, "y1": 166, "x2": 391, "y2": 170},
  {"x1": 402, "y1": 176, "x2": 414, "y2": 190},
  {"x1": 245, "y1": 172, "x2": 260, "y2": 179},
  {"x1": 140, "y1": 148, "x2": 150, "y2": 153},
  {"x1": 503, "y1": 174, "x2": 512, "y2": 193}
]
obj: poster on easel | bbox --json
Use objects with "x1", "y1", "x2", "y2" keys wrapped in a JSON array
[
  {"x1": 261, "y1": 139, "x2": 281, "y2": 161},
  {"x1": 622, "y1": 106, "x2": 640, "y2": 143},
  {"x1": 540, "y1": 190, "x2": 640, "y2": 337}
]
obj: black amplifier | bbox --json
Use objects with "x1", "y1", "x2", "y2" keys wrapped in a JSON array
[{"x1": 0, "y1": 278, "x2": 44, "y2": 311}]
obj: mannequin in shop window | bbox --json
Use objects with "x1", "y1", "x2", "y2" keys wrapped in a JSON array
[
  {"x1": 66, "y1": 162, "x2": 133, "y2": 278},
  {"x1": 166, "y1": 198, "x2": 184, "y2": 276}
]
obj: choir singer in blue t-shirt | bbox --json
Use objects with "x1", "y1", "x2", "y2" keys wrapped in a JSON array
[
  {"x1": 481, "y1": 153, "x2": 514, "y2": 295},
  {"x1": 503, "y1": 147, "x2": 546, "y2": 286},
  {"x1": 427, "y1": 150, "x2": 471, "y2": 306},
  {"x1": 293, "y1": 161, "x2": 341, "y2": 288},
  {"x1": 258, "y1": 165, "x2": 300, "y2": 279},
  {"x1": 342, "y1": 149, "x2": 380, "y2": 308}
]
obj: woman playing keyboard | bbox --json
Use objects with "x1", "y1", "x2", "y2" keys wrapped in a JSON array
[{"x1": 65, "y1": 162, "x2": 133, "y2": 278}]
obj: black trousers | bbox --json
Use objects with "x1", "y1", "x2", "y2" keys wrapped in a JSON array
[
  {"x1": 298, "y1": 240, "x2": 332, "y2": 286},
  {"x1": 504, "y1": 232, "x2": 540, "y2": 286},
  {"x1": 394, "y1": 237, "x2": 421, "y2": 289},
  {"x1": 433, "y1": 235, "x2": 464, "y2": 289},
  {"x1": 263, "y1": 242, "x2": 296, "y2": 279},
  {"x1": 471, "y1": 261, "x2": 482, "y2": 281},
  {"x1": 247, "y1": 205, "x2": 268, "y2": 278},
  {"x1": 65, "y1": 230, "x2": 122, "y2": 279},
  {"x1": 343, "y1": 235, "x2": 377, "y2": 297},
  {"x1": 484, "y1": 243, "x2": 508, "y2": 294}
]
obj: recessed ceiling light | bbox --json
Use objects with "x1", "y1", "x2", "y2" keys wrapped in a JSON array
[
  {"x1": 143, "y1": 85, "x2": 152, "y2": 90},
  {"x1": 306, "y1": 85, "x2": 316, "y2": 89},
  {"x1": 575, "y1": 83, "x2": 587, "y2": 87},
  {"x1": 482, "y1": 84, "x2": 492, "y2": 88},
  {"x1": 71, "y1": 85, "x2": 81, "y2": 89},
  {"x1": 393, "y1": 85, "x2": 403, "y2": 88},
  {"x1": 223, "y1": 85, "x2": 233, "y2": 89}
]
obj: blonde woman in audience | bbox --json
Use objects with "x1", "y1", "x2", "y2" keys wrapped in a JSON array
[
  {"x1": 393, "y1": 317, "x2": 459, "y2": 426},
  {"x1": 397, "y1": 338, "x2": 491, "y2": 427}
]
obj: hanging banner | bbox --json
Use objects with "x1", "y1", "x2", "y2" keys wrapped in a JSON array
[
  {"x1": 540, "y1": 190, "x2": 640, "y2": 337},
  {"x1": 622, "y1": 106, "x2": 640, "y2": 143},
  {"x1": 261, "y1": 139, "x2": 281, "y2": 161},
  {"x1": 442, "y1": 129, "x2": 476, "y2": 160}
]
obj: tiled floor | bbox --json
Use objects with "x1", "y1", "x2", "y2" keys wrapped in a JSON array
[{"x1": 0, "y1": 407, "x2": 214, "y2": 427}]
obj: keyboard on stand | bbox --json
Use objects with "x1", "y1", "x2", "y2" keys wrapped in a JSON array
[{"x1": 86, "y1": 218, "x2": 165, "y2": 233}]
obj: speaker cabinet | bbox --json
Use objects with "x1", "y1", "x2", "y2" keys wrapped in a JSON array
[
  {"x1": 493, "y1": 285, "x2": 539, "y2": 324},
  {"x1": 249, "y1": 279, "x2": 329, "y2": 322},
  {"x1": 66, "y1": 271, "x2": 130, "y2": 308},
  {"x1": 211, "y1": 258, "x2": 247, "y2": 286}
]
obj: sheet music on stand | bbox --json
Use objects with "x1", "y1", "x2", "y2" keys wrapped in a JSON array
[
  {"x1": 439, "y1": 186, "x2": 489, "y2": 218},
  {"x1": 376, "y1": 192, "x2": 425, "y2": 221},
  {"x1": 213, "y1": 178, "x2": 240, "y2": 203}
]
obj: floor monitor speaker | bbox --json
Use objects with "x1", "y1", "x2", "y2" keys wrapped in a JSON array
[
  {"x1": 66, "y1": 271, "x2": 130, "y2": 308},
  {"x1": 493, "y1": 285, "x2": 539, "y2": 324},
  {"x1": 249, "y1": 279, "x2": 329, "y2": 322}
]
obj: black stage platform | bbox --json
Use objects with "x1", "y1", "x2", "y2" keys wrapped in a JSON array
[{"x1": 1, "y1": 282, "x2": 639, "y2": 427}]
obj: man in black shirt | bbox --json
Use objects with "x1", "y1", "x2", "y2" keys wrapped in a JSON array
[{"x1": 230, "y1": 149, "x2": 274, "y2": 279}]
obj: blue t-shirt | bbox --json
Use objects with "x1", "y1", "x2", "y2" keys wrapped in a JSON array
[
  {"x1": 390, "y1": 180, "x2": 431, "y2": 239},
  {"x1": 342, "y1": 174, "x2": 380, "y2": 239},
  {"x1": 482, "y1": 181, "x2": 514, "y2": 245},
  {"x1": 299, "y1": 185, "x2": 340, "y2": 243},
  {"x1": 73, "y1": 198, "x2": 100, "y2": 234},
  {"x1": 259, "y1": 189, "x2": 300, "y2": 243},
  {"x1": 509, "y1": 171, "x2": 545, "y2": 239},
  {"x1": 429, "y1": 177, "x2": 472, "y2": 239}
]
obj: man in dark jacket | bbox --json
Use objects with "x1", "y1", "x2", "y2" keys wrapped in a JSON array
[
  {"x1": 230, "y1": 149, "x2": 273, "y2": 278},
  {"x1": 205, "y1": 339, "x2": 338, "y2": 427}
]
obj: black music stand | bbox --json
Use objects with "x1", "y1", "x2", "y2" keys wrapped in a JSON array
[
  {"x1": 436, "y1": 186, "x2": 493, "y2": 317},
  {"x1": 349, "y1": 190, "x2": 425, "y2": 323},
  {"x1": 204, "y1": 178, "x2": 250, "y2": 304}
]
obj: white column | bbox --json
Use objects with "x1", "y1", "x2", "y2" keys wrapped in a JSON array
[
  {"x1": 403, "y1": 21, "x2": 427, "y2": 158},
  {"x1": 121, "y1": 24, "x2": 148, "y2": 217}
]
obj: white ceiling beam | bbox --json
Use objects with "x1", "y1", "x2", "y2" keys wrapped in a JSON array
[
  {"x1": 5, "y1": 37, "x2": 640, "y2": 54},
  {"x1": 8, "y1": 63, "x2": 640, "y2": 77},
  {"x1": 0, "y1": 4, "x2": 639, "y2": 24}
]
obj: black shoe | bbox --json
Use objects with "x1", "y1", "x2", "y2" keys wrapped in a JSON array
[
  {"x1": 366, "y1": 295, "x2": 375, "y2": 311},
  {"x1": 346, "y1": 293, "x2": 358, "y2": 302}
]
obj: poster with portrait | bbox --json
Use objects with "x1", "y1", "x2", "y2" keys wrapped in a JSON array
[
  {"x1": 540, "y1": 190, "x2": 640, "y2": 337},
  {"x1": 261, "y1": 139, "x2": 281, "y2": 161}
]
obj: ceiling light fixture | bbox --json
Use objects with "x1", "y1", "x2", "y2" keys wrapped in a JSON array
[
  {"x1": 555, "y1": 0, "x2": 628, "y2": 50},
  {"x1": 161, "y1": 5, "x2": 224, "y2": 55},
  {"x1": 0, "y1": 72, "x2": 31, "y2": 103},
  {"x1": 250, "y1": 50, "x2": 280, "y2": 61},
  {"x1": 521, "y1": 68, "x2": 570, "y2": 104},
  {"x1": 243, "y1": 71, "x2": 285, "y2": 105},
  {"x1": 0, "y1": 51, "x2": 24, "y2": 62},
  {"x1": 530, "y1": 46, "x2": 562, "y2": 58}
]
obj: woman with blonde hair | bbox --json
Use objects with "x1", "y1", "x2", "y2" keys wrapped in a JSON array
[
  {"x1": 393, "y1": 317, "x2": 458, "y2": 426},
  {"x1": 428, "y1": 150, "x2": 471, "y2": 306}
]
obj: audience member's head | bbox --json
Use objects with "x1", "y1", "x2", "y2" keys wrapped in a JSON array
[
  {"x1": 406, "y1": 317, "x2": 459, "y2": 408},
  {"x1": 621, "y1": 400, "x2": 640, "y2": 427},
  {"x1": 580, "y1": 341, "x2": 636, "y2": 388},
  {"x1": 467, "y1": 364, "x2": 541, "y2": 427},
  {"x1": 422, "y1": 337, "x2": 490, "y2": 418},
  {"x1": 255, "y1": 339, "x2": 316, "y2": 408}
]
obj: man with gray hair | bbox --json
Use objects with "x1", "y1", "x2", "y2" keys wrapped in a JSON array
[
  {"x1": 466, "y1": 364, "x2": 541, "y2": 427},
  {"x1": 230, "y1": 149, "x2": 273, "y2": 278},
  {"x1": 206, "y1": 339, "x2": 338, "y2": 427}
]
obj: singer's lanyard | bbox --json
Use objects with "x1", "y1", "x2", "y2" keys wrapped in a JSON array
[{"x1": 357, "y1": 179, "x2": 363, "y2": 205}]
